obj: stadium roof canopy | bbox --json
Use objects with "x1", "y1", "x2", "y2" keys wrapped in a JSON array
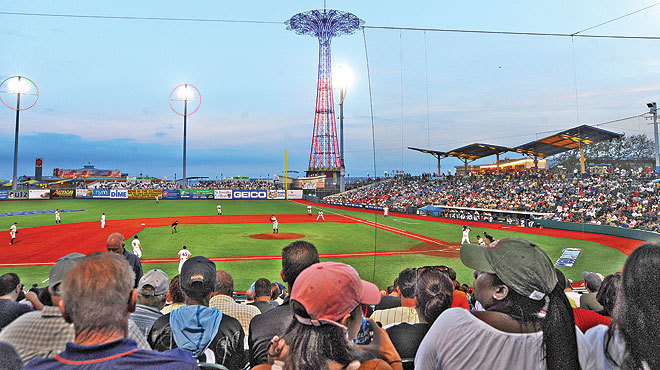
[
  {"x1": 514, "y1": 124, "x2": 623, "y2": 158},
  {"x1": 408, "y1": 143, "x2": 511, "y2": 161}
]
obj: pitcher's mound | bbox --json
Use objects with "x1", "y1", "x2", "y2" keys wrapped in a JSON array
[
  {"x1": 249, "y1": 233, "x2": 306, "y2": 240},
  {"x1": 410, "y1": 242, "x2": 461, "y2": 257}
]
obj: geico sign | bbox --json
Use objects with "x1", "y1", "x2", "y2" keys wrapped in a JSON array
[{"x1": 232, "y1": 190, "x2": 266, "y2": 199}]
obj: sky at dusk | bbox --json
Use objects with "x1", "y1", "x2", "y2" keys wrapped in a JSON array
[{"x1": 1, "y1": 1, "x2": 660, "y2": 180}]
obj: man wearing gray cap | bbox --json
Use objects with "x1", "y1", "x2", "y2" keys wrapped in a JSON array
[
  {"x1": 580, "y1": 271, "x2": 604, "y2": 312},
  {"x1": 0, "y1": 253, "x2": 152, "y2": 365},
  {"x1": 131, "y1": 269, "x2": 168, "y2": 336}
]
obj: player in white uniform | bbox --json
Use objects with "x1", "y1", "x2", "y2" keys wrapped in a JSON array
[
  {"x1": 270, "y1": 215, "x2": 279, "y2": 234},
  {"x1": 101, "y1": 213, "x2": 106, "y2": 229},
  {"x1": 476, "y1": 235, "x2": 486, "y2": 246},
  {"x1": 55, "y1": 209, "x2": 61, "y2": 224},
  {"x1": 307, "y1": 205, "x2": 312, "y2": 216},
  {"x1": 131, "y1": 235, "x2": 143, "y2": 259},
  {"x1": 155, "y1": 195, "x2": 159, "y2": 204},
  {"x1": 9, "y1": 222, "x2": 17, "y2": 245},
  {"x1": 217, "y1": 204, "x2": 222, "y2": 215},
  {"x1": 461, "y1": 226, "x2": 471, "y2": 244},
  {"x1": 177, "y1": 246, "x2": 191, "y2": 273},
  {"x1": 316, "y1": 210, "x2": 325, "y2": 221},
  {"x1": 383, "y1": 206, "x2": 389, "y2": 218}
]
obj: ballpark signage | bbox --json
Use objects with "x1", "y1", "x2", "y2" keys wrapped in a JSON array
[
  {"x1": 128, "y1": 189, "x2": 163, "y2": 199},
  {"x1": 214, "y1": 190, "x2": 232, "y2": 200},
  {"x1": 75, "y1": 189, "x2": 93, "y2": 199},
  {"x1": 50, "y1": 188, "x2": 75, "y2": 198},
  {"x1": 287, "y1": 190, "x2": 303, "y2": 199},
  {"x1": 8, "y1": 190, "x2": 28, "y2": 199},
  {"x1": 92, "y1": 189, "x2": 128, "y2": 199},
  {"x1": 162, "y1": 190, "x2": 180, "y2": 199},
  {"x1": 180, "y1": 189, "x2": 214, "y2": 199},
  {"x1": 267, "y1": 190, "x2": 286, "y2": 200},
  {"x1": 0, "y1": 190, "x2": 7, "y2": 200},
  {"x1": 232, "y1": 190, "x2": 267, "y2": 199},
  {"x1": 29, "y1": 189, "x2": 51, "y2": 199}
]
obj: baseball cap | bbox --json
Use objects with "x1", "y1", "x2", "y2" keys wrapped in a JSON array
[
  {"x1": 179, "y1": 256, "x2": 217, "y2": 295},
  {"x1": 460, "y1": 238, "x2": 558, "y2": 300},
  {"x1": 138, "y1": 269, "x2": 169, "y2": 296},
  {"x1": 49, "y1": 253, "x2": 85, "y2": 294},
  {"x1": 582, "y1": 271, "x2": 603, "y2": 292},
  {"x1": 291, "y1": 262, "x2": 381, "y2": 328}
]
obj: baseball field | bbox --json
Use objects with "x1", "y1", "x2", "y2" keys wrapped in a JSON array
[{"x1": 0, "y1": 199, "x2": 639, "y2": 290}]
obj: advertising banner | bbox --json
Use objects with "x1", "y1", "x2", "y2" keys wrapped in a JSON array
[
  {"x1": 29, "y1": 189, "x2": 51, "y2": 199},
  {"x1": 92, "y1": 189, "x2": 127, "y2": 199},
  {"x1": 232, "y1": 189, "x2": 267, "y2": 199},
  {"x1": 214, "y1": 190, "x2": 232, "y2": 200},
  {"x1": 180, "y1": 189, "x2": 214, "y2": 199},
  {"x1": 128, "y1": 189, "x2": 163, "y2": 199},
  {"x1": 53, "y1": 168, "x2": 121, "y2": 178},
  {"x1": 162, "y1": 190, "x2": 180, "y2": 199},
  {"x1": 287, "y1": 190, "x2": 303, "y2": 199},
  {"x1": 8, "y1": 190, "x2": 28, "y2": 200},
  {"x1": 76, "y1": 189, "x2": 93, "y2": 199},
  {"x1": 0, "y1": 190, "x2": 8, "y2": 200},
  {"x1": 50, "y1": 188, "x2": 75, "y2": 198},
  {"x1": 267, "y1": 190, "x2": 286, "y2": 200}
]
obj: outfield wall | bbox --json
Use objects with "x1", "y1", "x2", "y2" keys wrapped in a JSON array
[
  {"x1": 535, "y1": 219, "x2": 660, "y2": 242},
  {"x1": 0, "y1": 188, "x2": 303, "y2": 200}
]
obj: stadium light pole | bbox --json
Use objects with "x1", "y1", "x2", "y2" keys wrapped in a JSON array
[
  {"x1": 648, "y1": 102, "x2": 660, "y2": 175},
  {"x1": 1, "y1": 76, "x2": 38, "y2": 190},
  {"x1": 334, "y1": 65, "x2": 352, "y2": 193},
  {"x1": 169, "y1": 83, "x2": 200, "y2": 189}
]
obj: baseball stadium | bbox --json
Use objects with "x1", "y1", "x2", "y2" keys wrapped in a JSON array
[{"x1": 1, "y1": 3, "x2": 660, "y2": 369}]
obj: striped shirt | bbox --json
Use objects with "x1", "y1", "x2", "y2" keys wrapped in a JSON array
[
  {"x1": 130, "y1": 305, "x2": 163, "y2": 337},
  {"x1": 370, "y1": 306, "x2": 420, "y2": 327}
]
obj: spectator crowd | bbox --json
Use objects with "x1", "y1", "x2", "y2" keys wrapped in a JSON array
[
  {"x1": 84, "y1": 179, "x2": 279, "y2": 191},
  {"x1": 0, "y1": 227, "x2": 657, "y2": 369},
  {"x1": 325, "y1": 170, "x2": 660, "y2": 232}
]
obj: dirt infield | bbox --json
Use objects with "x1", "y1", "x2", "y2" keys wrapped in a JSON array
[
  {"x1": 249, "y1": 233, "x2": 306, "y2": 240},
  {"x1": 409, "y1": 242, "x2": 461, "y2": 257}
]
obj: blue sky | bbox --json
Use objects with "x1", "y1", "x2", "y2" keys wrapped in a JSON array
[{"x1": 1, "y1": 1, "x2": 660, "y2": 179}]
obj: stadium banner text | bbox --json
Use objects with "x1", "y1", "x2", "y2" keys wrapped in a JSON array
[
  {"x1": 50, "y1": 188, "x2": 75, "y2": 198},
  {"x1": 232, "y1": 190, "x2": 267, "y2": 199},
  {"x1": 128, "y1": 189, "x2": 163, "y2": 199},
  {"x1": 0, "y1": 190, "x2": 8, "y2": 200},
  {"x1": 8, "y1": 190, "x2": 28, "y2": 200},
  {"x1": 162, "y1": 190, "x2": 180, "y2": 199},
  {"x1": 180, "y1": 189, "x2": 214, "y2": 199},
  {"x1": 267, "y1": 190, "x2": 286, "y2": 200},
  {"x1": 287, "y1": 190, "x2": 303, "y2": 199},
  {"x1": 75, "y1": 189, "x2": 93, "y2": 199},
  {"x1": 29, "y1": 190, "x2": 51, "y2": 200},
  {"x1": 92, "y1": 189, "x2": 128, "y2": 199},
  {"x1": 214, "y1": 190, "x2": 232, "y2": 200}
]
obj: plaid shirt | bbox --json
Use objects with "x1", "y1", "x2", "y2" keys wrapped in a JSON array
[
  {"x1": 0, "y1": 305, "x2": 151, "y2": 364},
  {"x1": 209, "y1": 294, "x2": 260, "y2": 335}
]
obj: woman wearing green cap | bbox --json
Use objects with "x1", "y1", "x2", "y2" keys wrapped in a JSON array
[{"x1": 415, "y1": 238, "x2": 595, "y2": 369}]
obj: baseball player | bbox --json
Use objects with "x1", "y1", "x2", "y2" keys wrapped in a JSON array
[
  {"x1": 383, "y1": 206, "x2": 389, "y2": 218},
  {"x1": 217, "y1": 204, "x2": 222, "y2": 215},
  {"x1": 316, "y1": 210, "x2": 325, "y2": 221},
  {"x1": 461, "y1": 226, "x2": 471, "y2": 244},
  {"x1": 177, "y1": 245, "x2": 192, "y2": 273},
  {"x1": 132, "y1": 235, "x2": 143, "y2": 259},
  {"x1": 476, "y1": 235, "x2": 486, "y2": 246},
  {"x1": 9, "y1": 222, "x2": 17, "y2": 245},
  {"x1": 155, "y1": 195, "x2": 159, "y2": 204},
  {"x1": 55, "y1": 209, "x2": 61, "y2": 224},
  {"x1": 101, "y1": 213, "x2": 106, "y2": 229},
  {"x1": 270, "y1": 215, "x2": 279, "y2": 234},
  {"x1": 307, "y1": 205, "x2": 312, "y2": 216},
  {"x1": 483, "y1": 231, "x2": 495, "y2": 244},
  {"x1": 171, "y1": 220, "x2": 179, "y2": 234}
]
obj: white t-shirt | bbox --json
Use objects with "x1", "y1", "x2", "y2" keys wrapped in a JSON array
[
  {"x1": 415, "y1": 308, "x2": 595, "y2": 370},
  {"x1": 178, "y1": 249, "x2": 191, "y2": 262},
  {"x1": 584, "y1": 324, "x2": 625, "y2": 370}
]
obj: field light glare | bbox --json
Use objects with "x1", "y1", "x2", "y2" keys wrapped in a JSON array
[
  {"x1": 176, "y1": 86, "x2": 195, "y2": 100},
  {"x1": 7, "y1": 77, "x2": 31, "y2": 94},
  {"x1": 334, "y1": 65, "x2": 353, "y2": 90}
]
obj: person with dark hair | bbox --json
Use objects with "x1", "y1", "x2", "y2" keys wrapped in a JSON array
[
  {"x1": 580, "y1": 271, "x2": 604, "y2": 311},
  {"x1": 253, "y1": 262, "x2": 401, "y2": 370},
  {"x1": 270, "y1": 282, "x2": 281, "y2": 308},
  {"x1": 482, "y1": 231, "x2": 495, "y2": 243},
  {"x1": 161, "y1": 275, "x2": 185, "y2": 314},
  {"x1": 387, "y1": 269, "x2": 453, "y2": 369},
  {"x1": 374, "y1": 277, "x2": 402, "y2": 311},
  {"x1": 0, "y1": 273, "x2": 43, "y2": 330},
  {"x1": 9, "y1": 222, "x2": 17, "y2": 245},
  {"x1": 106, "y1": 232, "x2": 143, "y2": 288},
  {"x1": 555, "y1": 268, "x2": 611, "y2": 333},
  {"x1": 249, "y1": 278, "x2": 274, "y2": 314},
  {"x1": 149, "y1": 256, "x2": 247, "y2": 369},
  {"x1": 248, "y1": 240, "x2": 320, "y2": 367},
  {"x1": 209, "y1": 270, "x2": 260, "y2": 336},
  {"x1": 585, "y1": 243, "x2": 660, "y2": 369},
  {"x1": 416, "y1": 238, "x2": 594, "y2": 369},
  {"x1": 371, "y1": 268, "x2": 418, "y2": 326},
  {"x1": 171, "y1": 220, "x2": 178, "y2": 234},
  {"x1": 25, "y1": 252, "x2": 197, "y2": 369},
  {"x1": 595, "y1": 272, "x2": 622, "y2": 317}
]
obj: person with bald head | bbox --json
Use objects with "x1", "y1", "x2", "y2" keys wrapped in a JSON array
[{"x1": 106, "y1": 233, "x2": 143, "y2": 288}]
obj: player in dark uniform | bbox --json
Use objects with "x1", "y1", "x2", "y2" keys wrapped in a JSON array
[
  {"x1": 171, "y1": 220, "x2": 179, "y2": 234},
  {"x1": 483, "y1": 231, "x2": 495, "y2": 243}
]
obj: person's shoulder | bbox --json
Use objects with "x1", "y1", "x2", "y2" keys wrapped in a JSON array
[
  {"x1": 128, "y1": 348, "x2": 198, "y2": 368},
  {"x1": 584, "y1": 323, "x2": 609, "y2": 343}
]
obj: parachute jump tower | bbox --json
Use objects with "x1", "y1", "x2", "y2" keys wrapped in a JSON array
[{"x1": 286, "y1": 9, "x2": 363, "y2": 184}]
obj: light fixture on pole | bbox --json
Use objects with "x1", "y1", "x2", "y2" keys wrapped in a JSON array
[
  {"x1": 0, "y1": 76, "x2": 39, "y2": 190},
  {"x1": 334, "y1": 64, "x2": 353, "y2": 192},
  {"x1": 169, "y1": 83, "x2": 201, "y2": 189},
  {"x1": 648, "y1": 102, "x2": 660, "y2": 175}
]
